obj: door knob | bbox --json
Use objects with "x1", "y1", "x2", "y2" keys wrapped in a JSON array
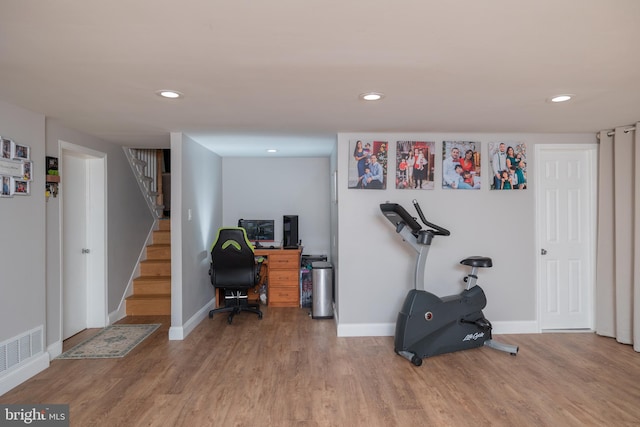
[{"x1": 541, "y1": 248, "x2": 547, "y2": 255}]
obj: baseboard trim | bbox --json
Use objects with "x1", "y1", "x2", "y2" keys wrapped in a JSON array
[
  {"x1": 337, "y1": 320, "x2": 539, "y2": 338},
  {"x1": 492, "y1": 320, "x2": 539, "y2": 334},
  {"x1": 47, "y1": 342, "x2": 63, "y2": 360},
  {"x1": 337, "y1": 323, "x2": 395, "y2": 337},
  {"x1": 168, "y1": 297, "x2": 216, "y2": 341},
  {"x1": 0, "y1": 353, "x2": 49, "y2": 397},
  {"x1": 109, "y1": 306, "x2": 127, "y2": 325}
]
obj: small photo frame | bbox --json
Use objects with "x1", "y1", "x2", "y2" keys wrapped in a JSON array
[
  {"x1": 14, "y1": 179, "x2": 29, "y2": 195},
  {"x1": 1, "y1": 138, "x2": 13, "y2": 159},
  {"x1": 46, "y1": 156, "x2": 59, "y2": 174},
  {"x1": 22, "y1": 160, "x2": 33, "y2": 181},
  {"x1": 13, "y1": 143, "x2": 30, "y2": 160},
  {"x1": 1, "y1": 175, "x2": 13, "y2": 197}
]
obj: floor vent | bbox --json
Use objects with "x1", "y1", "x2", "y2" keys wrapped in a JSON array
[{"x1": 0, "y1": 326, "x2": 43, "y2": 376}]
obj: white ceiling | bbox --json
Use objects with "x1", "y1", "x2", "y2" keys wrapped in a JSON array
[{"x1": 1, "y1": 1, "x2": 639, "y2": 157}]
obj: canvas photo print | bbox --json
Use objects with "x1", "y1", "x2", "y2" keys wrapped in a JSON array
[
  {"x1": 442, "y1": 141, "x2": 481, "y2": 190},
  {"x1": 489, "y1": 142, "x2": 527, "y2": 190},
  {"x1": 396, "y1": 141, "x2": 435, "y2": 190},
  {"x1": 348, "y1": 139, "x2": 388, "y2": 189}
]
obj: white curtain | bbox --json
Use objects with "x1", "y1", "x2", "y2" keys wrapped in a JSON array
[{"x1": 596, "y1": 123, "x2": 640, "y2": 352}]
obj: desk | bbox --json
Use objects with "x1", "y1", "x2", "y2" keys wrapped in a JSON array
[
  {"x1": 255, "y1": 247, "x2": 302, "y2": 307},
  {"x1": 215, "y1": 247, "x2": 302, "y2": 308}
]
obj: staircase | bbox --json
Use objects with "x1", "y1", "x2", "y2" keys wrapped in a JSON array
[
  {"x1": 126, "y1": 219, "x2": 171, "y2": 315},
  {"x1": 124, "y1": 148, "x2": 166, "y2": 219}
]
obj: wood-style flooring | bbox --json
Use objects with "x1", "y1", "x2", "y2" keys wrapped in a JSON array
[{"x1": 1, "y1": 307, "x2": 640, "y2": 426}]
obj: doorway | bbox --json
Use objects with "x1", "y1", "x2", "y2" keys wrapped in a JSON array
[
  {"x1": 60, "y1": 141, "x2": 107, "y2": 340},
  {"x1": 536, "y1": 144, "x2": 597, "y2": 330}
]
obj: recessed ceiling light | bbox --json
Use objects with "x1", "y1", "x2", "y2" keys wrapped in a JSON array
[
  {"x1": 548, "y1": 94, "x2": 573, "y2": 103},
  {"x1": 360, "y1": 92, "x2": 384, "y2": 101},
  {"x1": 156, "y1": 90, "x2": 183, "y2": 99},
  {"x1": 266, "y1": 149, "x2": 278, "y2": 153}
]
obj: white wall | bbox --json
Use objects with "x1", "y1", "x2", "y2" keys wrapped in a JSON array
[
  {"x1": 335, "y1": 132, "x2": 596, "y2": 336},
  {"x1": 222, "y1": 157, "x2": 331, "y2": 257},
  {"x1": 169, "y1": 133, "x2": 221, "y2": 339}
]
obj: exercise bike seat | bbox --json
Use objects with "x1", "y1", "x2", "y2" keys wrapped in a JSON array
[{"x1": 460, "y1": 256, "x2": 493, "y2": 268}]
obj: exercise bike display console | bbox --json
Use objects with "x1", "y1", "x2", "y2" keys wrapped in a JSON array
[{"x1": 381, "y1": 200, "x2": 518, "y2": 366}]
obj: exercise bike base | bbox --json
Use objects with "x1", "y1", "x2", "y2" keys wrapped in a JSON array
[
  {"x1": 397, "y1": 350, "x2": 423, "y2": 366},
  {"x1": 484, "y1": 339, "x2": 519, "y2": 356}
]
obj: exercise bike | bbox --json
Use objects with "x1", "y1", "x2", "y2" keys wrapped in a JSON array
[{"x1": 380, "y1": 200, "x2": 518, "y2": 366}]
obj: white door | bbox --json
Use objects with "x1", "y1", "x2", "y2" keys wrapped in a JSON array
[
  {"x1": 62, "y1": 152, "x2": 88, "y2": 339},
  {"x1": 61, "y1": 142, "x2": 107, "y2": 340},
  {"x1": 536, "y1": 144, "x2": 597, "y2": 330}
]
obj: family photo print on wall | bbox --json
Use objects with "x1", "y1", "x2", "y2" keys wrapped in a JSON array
[
  {"x1": 488, "y1": 142, "x2": 528, "y2": 190},
  {"x1": 349, "y1": 139, "x2": 388, "y2": 189},
  {"x1": 442, "y1": 141, "x2": 481, "y2": 190},
  {"x1": 396, "y1": 141, "x2": 435, "y2": 190}
]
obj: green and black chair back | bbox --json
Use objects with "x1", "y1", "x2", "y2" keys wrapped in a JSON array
[{"x1": 208, "y1": 227, "x2": 263, "y2": 323}]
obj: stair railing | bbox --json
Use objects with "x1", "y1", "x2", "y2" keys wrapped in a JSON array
[{"x1": 124, "y1": 148, "x2": 164, "y2": 218}]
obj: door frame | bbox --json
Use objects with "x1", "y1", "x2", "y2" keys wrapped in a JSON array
[
  {"x1": 58, "y1": 140, "x2": 108, "y2": 340},
  {"x1": 535, "y1": 143, "x2": 598, "y2": 331}
]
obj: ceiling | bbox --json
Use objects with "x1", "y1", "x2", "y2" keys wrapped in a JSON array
[{"x1": 1, "y1": 1, "x2": 639, "y2": 157}]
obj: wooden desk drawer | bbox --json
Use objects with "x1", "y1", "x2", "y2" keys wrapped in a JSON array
[
  {"x1": 269, "y1": 285, "x2": 299, "y2": 306},
  {"x1": 268, "y1": 253, "x2": 299, "y2": 269},
  {"x1": 269, "y1": 269, "x2": 299, "y2": 283}
]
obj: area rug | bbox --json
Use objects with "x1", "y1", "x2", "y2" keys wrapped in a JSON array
[{"x1": 57, "y1": 324, "x2": 161, "y2": 359}]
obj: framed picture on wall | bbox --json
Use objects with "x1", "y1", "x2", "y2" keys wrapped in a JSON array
[
  {"x1": 13, "y1": 143, "x2": 30, "y2": 160},
  {"x1": 488, "y1": 142, "x2": 528, "y2": 190},
  {"x1": 1, "y1": 137, "x2": 13, "y2": 159},
  {"x1": 22, "y1": 160, "x2": 32, "y2": 181},
  {"x1": 14, "y1": 179, "x2": 29, "y2": 195},
  {"x1": 348, "y1": 139, "x2": 388, "y2": 189},
  {"x1": 1, "y1": 175, "x2": 13, "y2": 197},
  {"x1": 46, "y1": 156, "x2": 59, "y2": 175},
  {"x1": 396, "y1": 141, "x2": 435, "y2": 190},
  {"x1": 442, "y1": 141, "x2": 481, "y2": 189}
]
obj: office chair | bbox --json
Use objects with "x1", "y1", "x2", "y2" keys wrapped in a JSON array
[{"x1": 208, "y1": 227, "x2": 263, "y2": 324}]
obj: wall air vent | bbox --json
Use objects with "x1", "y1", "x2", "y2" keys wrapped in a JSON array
[{"x1": 0, "y1": 326, "x2": 43, "y2": 376}]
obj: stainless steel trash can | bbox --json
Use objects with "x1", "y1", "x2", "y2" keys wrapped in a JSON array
[{"x1": 311, "y1": 261, "x2": 333, "y2": 319}]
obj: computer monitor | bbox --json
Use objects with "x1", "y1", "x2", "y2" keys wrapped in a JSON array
[{"x1": 237, "y1": 219, "x2": 275, "y2": 244}]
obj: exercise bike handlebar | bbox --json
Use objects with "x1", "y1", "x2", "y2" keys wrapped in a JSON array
[{"x1": 412, "y1": 199, "x2": 450, "y2": 236}]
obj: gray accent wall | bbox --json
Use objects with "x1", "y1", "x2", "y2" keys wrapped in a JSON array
[
  {"x1": 0, "y1": 100, "x2": 46, "y2": 343},
  {"x1": 171, "y1": 133, "x2": 221, "y2": 328},
  {"x1": 222, "y1": 157, "x2": 331, "y2": 257},
  {"x1": 335, "y1": 132, "x2": 597, "y2": 334},
  {"x1": 0, "y1": 100, "x2": 152, "y2": 388}
]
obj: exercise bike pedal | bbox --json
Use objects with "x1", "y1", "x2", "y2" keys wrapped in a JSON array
[
  {"x1": 476, "y1": 318, "x2": 492, "y2": 331},
  {"x1": 460, "y1": 318, "x2": 492, "y2": 331}
]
